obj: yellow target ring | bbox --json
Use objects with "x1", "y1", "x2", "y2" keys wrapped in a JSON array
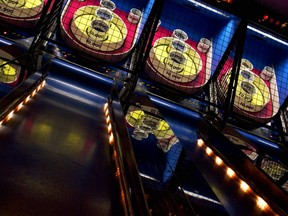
[
  {"x1": 0, "y1": 59, "x2": 19, "y2": 83},
  {"x1": 153, "y1": 120, "x2": 174, "y2": 140},
  {"x1": 222, "y1": 69, "x2": 270, "y2": 112},
  {"x1": 125, "y1": 110, "x2": 145, "y2": 127},
  {"x1": 0, "y1": 0, "x2": 43, "y2": 18},
  {"x1": 71, "y1": 6, "x2": 127, "y2": 52},
  {"x1": 149, "y1": 37, "x2": 202, "y2": 83},
  {"x1": 125, "y1": 109, "x2": 174, "y2": 140}
]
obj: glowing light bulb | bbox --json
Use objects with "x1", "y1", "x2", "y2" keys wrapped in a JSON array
[
  {"x1": 257, "y1": 197, "x2": 268, "y2": 210},
  {"x1": 206, "y1": 147, "x2": 212, "y2": 156},
  {"x1": 109, "y1": 133, "x2": 114, "y2": 144},
  {"x1": 16, "y1": 102, "x2": 24, "y2": 112},
  {"x1": 240, "y1": 180, "x2": 250, "y2": 192},
  {"x1": 104, "y1": 103, "x2": 108, "y2": 111},
  {"x1": 25, "y1": 96, "x2": 30, "y2": 103},
  {"x1": 106, "y1": 115, "x2": 110, "y2": 124},
  {"x1": 105, "y1": 109, "x2": 109, "y2": 117},
  {"x1": 6, "y1": 110, "x2": 14, "y2": 121},
  {"x1": 226, "y1": 167, "x2": 235, "y2": 178},
  {"x1": 197, "y1": 139, "x2": 204, "y2": 147},
  {"x1": 31, "y1": 90, "x2": 36, "y2": 97},
  {"x1": 215, "y1": 156, "x2": 223, "y2": 165},
  {"x1": 41, "y1": 80, "x2": 46, "y2": 88},
  {"x1": 107, "y1": 123, "x2": 112, "y2": 133}
]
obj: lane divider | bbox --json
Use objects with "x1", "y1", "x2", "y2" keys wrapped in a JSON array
[
  {"x1": 0, "y1": 80, "x2": 46, "y2": 127},
  {"x1": 103, "y1": 102, "x2": 128, "y2": 214},
  {"x1": 196, "y1": 138, "x2": 277, "y2": 215}
]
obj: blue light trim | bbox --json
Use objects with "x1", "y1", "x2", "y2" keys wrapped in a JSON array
[
  {"x1": 247, "y1": 26, "x2": 288, "y2": 46},
  {"x1": 0, "y1": 38, "x2": 13, "y2": 46},
  {"x1": 187, "y1": 0, "x2": 229, "y2": 17},
  {"x1": 53, "y1": 59, "x2": 113, "y2": 85},
  {"x1": 236, "y1": 129, "x2": 279, "y2": 149},
  {"x1": 150, "y1": 95, "x2": 201, "y2": 119}
]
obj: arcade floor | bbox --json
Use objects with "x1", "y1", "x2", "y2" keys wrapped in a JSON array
[
  {"x1": 0, "y1": 52, "x2": 287, "y2": 215},
  {"x1": 0, "y1": 60, "x2": 125, "y2": 216},
  {"x1": 0, "y1": 56, "x2": 234, "y2": 215}
]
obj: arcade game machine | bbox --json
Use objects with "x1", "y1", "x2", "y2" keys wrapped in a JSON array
[
  {"x1": 0, "y1": 0, "x2": 58, "y2": 99},
  {"x1": 280, "y1": 97, "x2": 288, "y2": 144},
  {"x1": 0, "y1": 0, "x2": 56, "y2": 39},
  {"x1": 49, "y1": 0, "x2": 157, "y2": 77},
  {"x1": 207, "y1": 0, "x2": 288, "y2": 196},
  {"x1": 0, "y1": 57, "x2": 140, "y2": 215},
  {"x1": 124, "y1": 93, "x2": 230, "y2": 215},
  {"x1": 0, "y1": 29, "x2": 155, "y2": 216},
  {"x1": 0, "y1": 1, "x2": 153, "y2": 215},
  {"x1": 0, "y1": 42, "x2": 26, "y2": 98},
  {"x1": 140, "y1": 0, "x2": 240, "y2": 112},
  {"x1": 123, "y1": 0, "x2": 288, "y2": 215},
  {"x1": 116, "y1": 1, "x2": 243, "y2": 214}
]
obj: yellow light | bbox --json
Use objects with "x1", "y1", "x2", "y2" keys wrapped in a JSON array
[
  {"x1": 109, "y1": 133, "x2": 114, "y2": 144},
  {"x1": 16, "y1": 102, "x2": 24, "y2": 112},
  {"x1": 104, "y1": 103, "x2": 108, "y2": 111},
  {"x1": 105, "y1": 109, "x2": 109, "y2": 117},
  {"x1": 215, "y1": 156, "x2": 223, "y2": 165},
  {"x1": 197, "y1": 139, "x2": 204, "y2": 147},
  {"x1": 240, "y1": 180, "x2": 250, "y2": 192},
  {"x1": 226, "y1": 167, "x2": 235, "y2": 178},
  {"x1": 36, "y1": 85, "x2": 41, "y2": 92},
  {"x1": 41, "y1": 80, "x2": 46, "y2": 88},
  {"x1": 6, "y1": 110, "x2": 14, "y2": 121},
  {"x1": 24, "y1": 96, "x2": 30, "y2": 103},
  {"x1": 106, "y1": 115, "x2": 110, "y2": 124},
  {"x1": 257, "y1": 197, "x2": 268, "y2": 210},
  {"x1": 31, "y1": 90, "x2": 36, "y2": 97},
  {"x1": 0, "y1": 120, "x2": 3, "y2": 125},
  {"x1": 206, "y1": 147, "x2": 213, "y2": 156},
  {"x1": 116, "y1": 167, "x2": 120, "y2": 177},
  {"x1": 107, "y1": 123, "x2": 112, "y2": 133}
]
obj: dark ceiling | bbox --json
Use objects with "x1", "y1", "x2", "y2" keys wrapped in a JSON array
[{"x1": 253, "y1": 0, "x2": 288, "y2": 17}]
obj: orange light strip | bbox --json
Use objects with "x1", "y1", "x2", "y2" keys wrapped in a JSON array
[
  {"x1": 104, "y1": 103, "x2": 115, "y2": 146},
  {"x1": 0, "y1": 80, "x2": 46, "y2": 126},
  {"x1": 196, "y1": 138, "x2": 274, "y2": 213}
]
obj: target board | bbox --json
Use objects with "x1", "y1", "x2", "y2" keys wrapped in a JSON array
[
  {"x1": 125, "y1": 94, "x2": 180, "y2": 153},
  {"x1": 0, "y1": 0, "x2": 54, "y2": 27},
  {"x1": 218, "y1": 59, "x2": 280, "y2": 123},
  {"x1": 60, "y1": 0, "x2": 142, "y2": 62},
  {"x1": 0, "y1": 49, "x2": 21, "y2": 84},
  {"x1": 145, "y1": 27, "x2": 212, "y2": 94}
]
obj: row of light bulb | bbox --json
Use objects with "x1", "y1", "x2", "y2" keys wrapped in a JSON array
[
  {"x1": 104, "y1": 102, "x2": 129, "y2": 210},
  {"x1": 197, "y1": 139, "x2": 277, "y2": 215},
  {"x1": 0, "y1": 80, "x2": 46, "y2": 126}
]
